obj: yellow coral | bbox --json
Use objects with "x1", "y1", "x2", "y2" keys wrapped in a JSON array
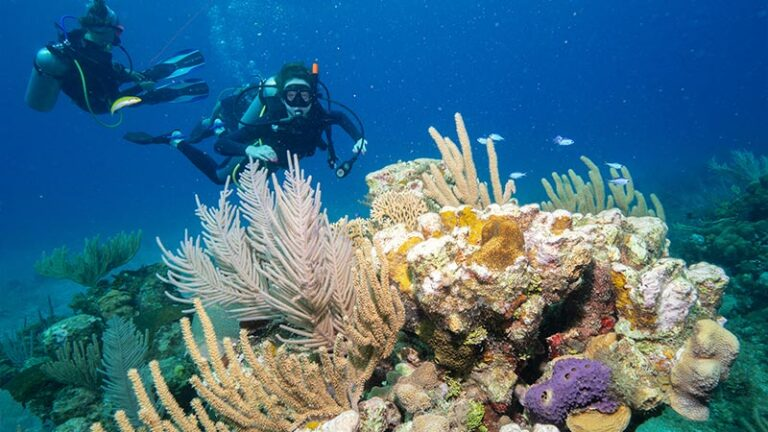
[
  {"x1": 551, "y1": 214, "x2": 573, "y2": 235},
  {"x1": 611, "y1": 268, "x2": 655, "y2": 329},
  {"x1": 471, "y1": 217, "x2": 525, "y2": 271},
  {"x1": 388, "y1": 236, "x2": 424, "y2": 294},
  {"x1": 439, "y1": 206, "x2": 484, "y2": 245}
]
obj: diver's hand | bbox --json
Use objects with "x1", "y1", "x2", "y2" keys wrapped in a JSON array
[
  {"x1": 352, "y1": 138, "x2": 368, "y2": 155},
  {"x1": 245, "y1": 144, "x2": 278, "y2": 163},
  {"x1": 130, "y1": 71, "x2": 155, "y2": 90}
]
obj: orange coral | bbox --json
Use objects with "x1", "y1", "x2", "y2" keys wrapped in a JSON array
[
  {"x1": 611, "y1": 269, "x2": 654, "y2": 329},
  {"x1": 551, "y1": 214, "x2": 573, "y2": 235},
  {"x1": 471, "y1": 217, "x2": 525, "y2": 271}
]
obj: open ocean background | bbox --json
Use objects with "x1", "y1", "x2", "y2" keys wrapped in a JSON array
[{"x1": 0, "y1": 0, "x2": 765, "y2": 429}]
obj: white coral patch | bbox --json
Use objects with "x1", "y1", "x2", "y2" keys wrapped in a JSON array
[
  {"x1": 417, "y1": 212, "x2": 442, "y2": 236},
  {"x1": 406, "y1": 236, "x2": 453, "y2": 263},
  {"x1": 374, "y1": 224, "x2": 423, "y2": 255},
  {"x1": 422, "y1": 269, "x2": 449, "y2": 295}
]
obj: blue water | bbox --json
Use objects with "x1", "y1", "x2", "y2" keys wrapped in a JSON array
[{"x1": 0, "y1": 0, "x2": 766, "y2": 418}]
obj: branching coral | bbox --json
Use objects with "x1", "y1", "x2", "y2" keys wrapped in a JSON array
[
  {"x1": 158, "y1": 155, "x2": 356, "y2": 350},
  {"x1": 541, "y1": 155, "x2": 665, "y2": 220},
  {"x1": 91, "y1": 238, "x2": 404, "y2": 432},
  {"x1": 370, "y1": 190, "x2": 428, "y2": 231},
  {"x1": 35, "y1": 230, "x2": 142, "y2": 288},
  {"x1": 708, "y1": 149, "x2": 768, "y2": 187},
  {"x1": 421, "y1": 112, "x2": 515, "y2": 209}
]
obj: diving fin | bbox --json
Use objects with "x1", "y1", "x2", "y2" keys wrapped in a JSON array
[
  {"x1": 144, "y1": 78, "x2": 210, "y2": 105},
  {"x1": 124, "y1": 131, "x2": 171, "y2": 145},
  {"x1": 141, "y1": 49, "x2": 205, "y2": 82}
]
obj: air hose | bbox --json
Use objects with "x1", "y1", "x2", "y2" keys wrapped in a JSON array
[{"x1": 74, "y1": 59, "x2": 123, "y2": 128}]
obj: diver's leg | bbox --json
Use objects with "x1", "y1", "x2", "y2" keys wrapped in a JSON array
[
  {"x1": 187, "y1": 120, "x2": 215, "y2": 144},
  {"x1": 213, "y1": 157, "x2": 247, "y2": 185},
  {"x1": 177, "y1": 142, "x2": 226, "y2": 184}
]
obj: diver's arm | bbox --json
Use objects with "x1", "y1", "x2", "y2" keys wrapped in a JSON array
[{"x1": 326, "y1": 110, "x2": 363, "y2": 141}]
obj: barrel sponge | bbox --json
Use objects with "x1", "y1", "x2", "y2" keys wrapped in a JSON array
[
  {"x1": 523, "y1": 357, "x2": 618, "y2": 425},
  {"x1": 669, "y1": 319, "x2": 739, "y2": 421}
]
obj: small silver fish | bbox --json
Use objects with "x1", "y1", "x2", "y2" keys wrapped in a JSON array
[
  {"x1": 508, "y1": 172, "x2": 527, "y2": 180},
  {"x1": 605, "y1": 162, "x2": 624, "y2": 170},
  {"x1": 553, "y1": 135, "x2": 575, "y2": 146},
  {"x1": 609, "y1": 178, "x2": 630, "y2": 186},
  {"x1": 477, "y1": 133, "x2": 505, "y2": 145}
]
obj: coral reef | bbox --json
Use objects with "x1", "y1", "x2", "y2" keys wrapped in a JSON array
[
  {"x1": 370, "y1": 190, "x2": 429, "y2": 231},
  {"x1": 2, "y1": 115, "x2": 751, "y2": 432}
]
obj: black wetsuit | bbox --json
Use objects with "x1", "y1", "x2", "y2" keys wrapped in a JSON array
[
  {"x1": 47, "y1": 30, "x2": 203, "y2": 114},
  {"x1": 48, "y1": 30, "x2": 135, "y2": 114},
  {"x1": 145, "y1": 92, "x2": 361, "y2": 185},
  {"x1": 214, "y1": 101, "x2": 362, "y2": 170}
]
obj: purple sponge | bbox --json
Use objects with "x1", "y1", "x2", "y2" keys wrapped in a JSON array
[{"x1": 522, "y1": 357, "x2": 618, "y2": 424}]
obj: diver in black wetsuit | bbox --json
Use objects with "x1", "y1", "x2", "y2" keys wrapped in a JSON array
[
  {"x1": 25, "y1": 0, "x2": 209, "y2": 115},
  {"x1": 125, "y1": 63, "x2": 368, "y2": 184}
]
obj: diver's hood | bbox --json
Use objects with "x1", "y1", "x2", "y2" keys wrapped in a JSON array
[{"x1": 80, "y1": 1, "x2": 120, "y2": 29}]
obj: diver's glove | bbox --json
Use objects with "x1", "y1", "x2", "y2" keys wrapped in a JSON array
[
  {"x1": 129, "y1": 71, "x2": 155, "y2": 90},
  {"x1": 212, "y1": 118, "x2": 226, "y2": 136},
  {"x1": 245, "y1": 144, "x2": 278, "y2": 163},
  {"x1": 352, "y1": 138, "x2": 368, "y2": 155}
]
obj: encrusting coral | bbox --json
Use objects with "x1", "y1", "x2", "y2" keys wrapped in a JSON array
[{"x1": 565, "y1": 404, "x2": 631, "y2": 432}]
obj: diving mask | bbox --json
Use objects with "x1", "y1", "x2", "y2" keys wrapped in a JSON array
[{"x1": 282, "y1": 84, "x2": 314, "y2": 108}]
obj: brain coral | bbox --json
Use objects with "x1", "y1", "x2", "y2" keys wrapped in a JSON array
[{"x1": 669, "y1": 319, "x2": 740, "y2": 421}]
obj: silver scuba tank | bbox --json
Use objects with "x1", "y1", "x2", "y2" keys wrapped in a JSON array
[{"x1": 25, "y1": 47, "x2": 70, "y2": 112}]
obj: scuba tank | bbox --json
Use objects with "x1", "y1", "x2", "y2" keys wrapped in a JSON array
[{"x1": 25, "y1": 46, "x2": 69, "y2": 112}]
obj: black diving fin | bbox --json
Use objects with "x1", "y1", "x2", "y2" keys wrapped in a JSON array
[
  {"x1": 141, "y1": 49, "x2": 205, "y2": 82},
  {"x1": 147, "y1": 78, "x2": 210, "y2": 104}
]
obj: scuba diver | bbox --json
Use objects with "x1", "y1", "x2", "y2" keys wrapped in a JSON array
[
  {"x1": 25, "y1": 0, "x2": 209, "y2": 122},
  {"x1": 124, "y1": 62, "x2": 367, "y2": 184}
]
